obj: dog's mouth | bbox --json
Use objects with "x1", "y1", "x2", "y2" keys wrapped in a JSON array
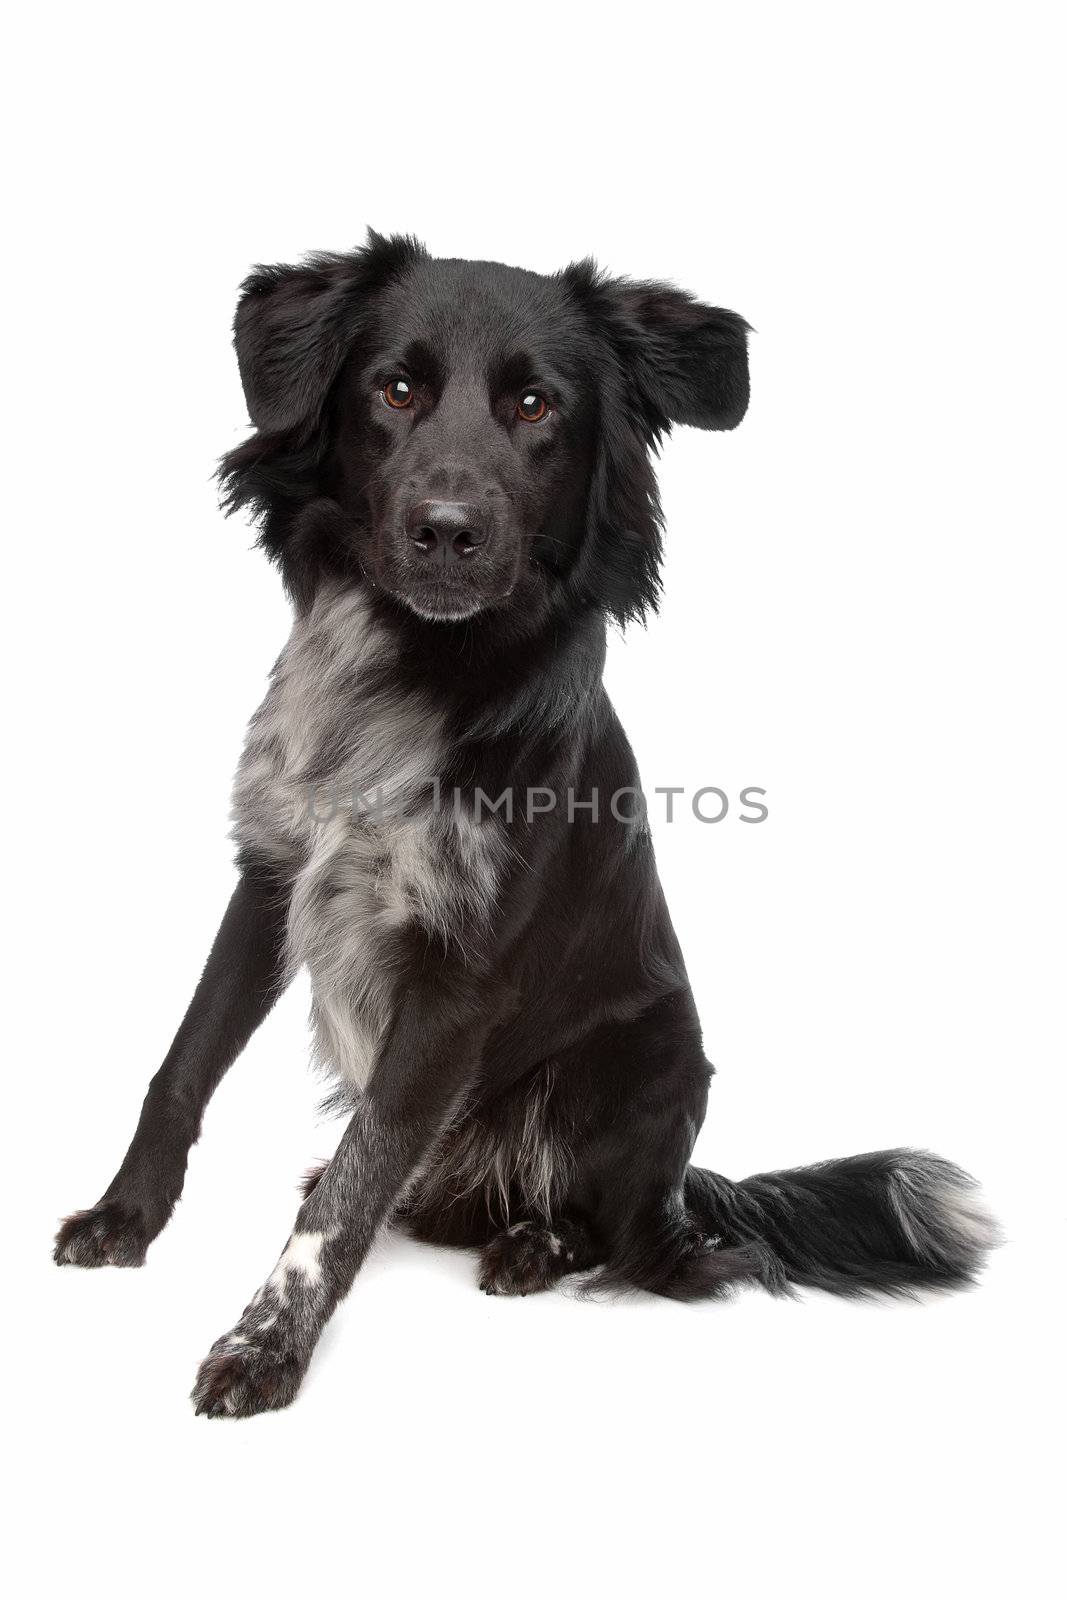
[
  {"x1": 393, "y1": 577, "x2": 496, "y2": 622},
  {"x1": 370, "y1": 529, "x2": 520, "y2": 623},
  {"x1": 367, "y1": 558, "x2": 506, "y2": 622}
]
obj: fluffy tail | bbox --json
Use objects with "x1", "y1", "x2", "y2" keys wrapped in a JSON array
[{"x1": 598, "y1": 1149, "x2": 999, "y2": 1301}]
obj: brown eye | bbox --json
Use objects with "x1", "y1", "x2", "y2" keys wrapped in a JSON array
[
  {"x1": 517, "y1": 391, "x2": 549, "y2": 423},
  {"x1": 382, "y1": 378, "x2": 413, "y2": 409}
]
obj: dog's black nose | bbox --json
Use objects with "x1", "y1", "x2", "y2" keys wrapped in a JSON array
[{"x1": 407, "y1": 501, "x2": 489, "y2": 563}]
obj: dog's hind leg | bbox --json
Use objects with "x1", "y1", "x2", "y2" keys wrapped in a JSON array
[
  {"x1": 54, "y1": 872, "x2": 290, "y2": 1268},
  {"x1": 560, "y1": 997, "x2": 997, "y2": 1301},
  {"x1": 478, "y1": 1218, "x2": 601, "y2": 1296}
]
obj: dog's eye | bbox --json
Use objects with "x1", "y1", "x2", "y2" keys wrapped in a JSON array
[
  {"x1": 517, "y1": 392, "x2": 549, "y2": 423},
  {"x1": 382, "y1": 379, "x2": 413, "y2": 410}
]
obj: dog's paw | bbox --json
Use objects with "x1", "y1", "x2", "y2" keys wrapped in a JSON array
[
  {"x1": 53, "y1": 1202, "x2": 152, "y2": 1268},
  {"x1": 191, "y1": 1333, "x2": 306, "y2": 1419},
  {"x1": 479, "y1": 1221, "x2": 575, "y2": 1297}
]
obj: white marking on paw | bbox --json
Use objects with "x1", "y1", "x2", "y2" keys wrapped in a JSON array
[{"x1": 269, "y1": 1230, "x2": 327, "y2": 1295}]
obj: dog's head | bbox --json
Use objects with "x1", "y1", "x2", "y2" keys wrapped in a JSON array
[{"x1": 222, "y1": 231, "x2": 749, "y2": 627}]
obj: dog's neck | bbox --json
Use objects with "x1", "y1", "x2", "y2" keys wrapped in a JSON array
[{"x1": 299, "y1": 575, "x2": 609, "y2": 739}]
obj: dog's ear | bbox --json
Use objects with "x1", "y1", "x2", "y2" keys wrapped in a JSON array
[
  {"x1": 607, "y1": 280, "x2": 751, "y2": 432},
  {"x1": 567, "y1": 263, "x2": 750, "y2": 432},
  {"x1": 233, "y1": 230, "x2": 426, "y2": 433},
  {"x1": 609, "y1": 281, "x2": 750, "y2": 431},
  {"x1": 557, "y1": 262, "x2": 750, "y2": 625}
]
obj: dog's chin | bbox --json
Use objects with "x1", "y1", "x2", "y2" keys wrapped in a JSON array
[
  {"x1": 403, "y1": 594, "x2": 489, "y2": 623},
  {"x1": 384, "y1": 575, "x2": 506, "y2": 625}
]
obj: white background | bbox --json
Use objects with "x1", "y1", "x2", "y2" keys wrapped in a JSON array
[{"x1": 5, "y1": 4, "x2": 1063, "y2": 1595}]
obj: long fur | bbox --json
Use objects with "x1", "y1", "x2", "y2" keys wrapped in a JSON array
[
  {"x1": 588, "y1": 1150, "x2": 999, "y2": 1302},
  {"x1": 56, "y1": 232, "x2": 997, "y2": 1420}
]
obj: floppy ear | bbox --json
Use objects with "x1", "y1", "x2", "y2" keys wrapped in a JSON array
[
  {"x1": 233, "y1": 229, "x2": 426, "y2": 433},
  {"x1": 607, "y1": 280, "x2": 751, "y2": 432},
  {"x1": 565, "y1": 263, "x2": 749, "y2": 433},
  {"x1": 555, "y1": 261, "x2": 750, "y2": 625}
]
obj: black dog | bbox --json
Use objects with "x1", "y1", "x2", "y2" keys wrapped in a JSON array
[{"x1": 55, "y1": 232, "x2": 997, "y2": 1417}]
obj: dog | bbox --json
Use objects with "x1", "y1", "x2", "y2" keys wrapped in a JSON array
[{"x1": 54, "y1": 231, "x2": 998, "y2": 1417}]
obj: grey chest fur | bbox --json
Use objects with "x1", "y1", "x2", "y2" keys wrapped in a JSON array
[{"x1": 231, "y1": 584, "x2": 503, "y2": 1089}]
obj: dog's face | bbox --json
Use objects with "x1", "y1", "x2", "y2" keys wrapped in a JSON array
[
  {"x1": 332, "y1": 258, "x2": 599, "y2": 622},
  {"x1": 224, "y1": 233, "x2": 750, "y2": 628}
]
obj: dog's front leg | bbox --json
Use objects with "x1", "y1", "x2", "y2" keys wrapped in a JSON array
[
  {"x1": 190, "y1": 977, "x2": 487, "y2": 1418},
  {"x1": 55, "y1": 871, "x2": 291, "y2": 1268}
]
